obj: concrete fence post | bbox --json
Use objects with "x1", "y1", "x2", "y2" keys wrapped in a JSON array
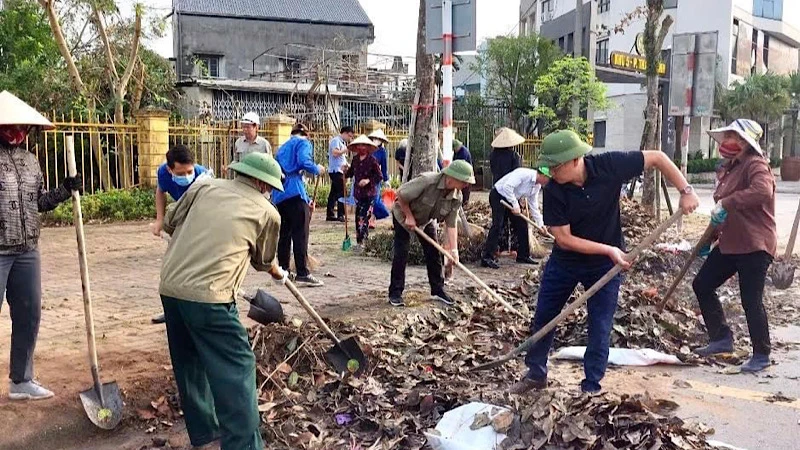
[{"x1": 136, "y1": 108, "x2": 171, "y2": 188}]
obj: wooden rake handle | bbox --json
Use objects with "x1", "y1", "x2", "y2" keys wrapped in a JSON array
[
  {"x1": 412, "y1": 227, "x2": 525, "y2": 318},
  {"x1": 471, "y1": 210, "x2": 684, "y2": 372},
  {"x1": 656, "y1": 222, "x2": 716, "y2": 312},
  {"x1": 500, "y1": 200, "x2": 555, "y2": 240},
  {"x1": 284, "y1": 280, "x2": 342, "y2": 346}
]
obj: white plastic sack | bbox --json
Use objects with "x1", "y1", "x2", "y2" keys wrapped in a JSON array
[
  {"x1": 552, "y1": 347, "x2": 683, "y2": 366},
  {"x1": 425, "y1": 402, "x2": 509, "y2": 450},
  {"x1": 656, "y1": 240, "x2": 692, "y2": 253}
]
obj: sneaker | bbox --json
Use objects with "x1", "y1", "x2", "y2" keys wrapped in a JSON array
[
  {"x1": 516, "y1": 256, "x2": 539, "y2": 265},
  {"x1": 431, "y1": 290, "x2": 455, "y2": 306},
  {"x1": 9, "y1": 380, "x2": 55, "y2": 401},
  {"x1": 151, "y1": 313, "x2": 166, "y2": 324},
  {"x1": 740, "y1": 353, "x2": 770, "y2": 373},
  {"x1": 295, "y1": 274, "x2": 324, "y2": 287},
  {"x1": 480, "y1": 258, "x2": 500, "y2": 269},
  {"x1": 388, "y1": 296, "x2": 405, "y2": 307},
  {"x1": 693, "y1": 337, "x2": 734, "y2": 357},
  {"x1": 508, "y1": 377, "x2": 547, "y2": 395},
  {"x1": 352, "y1": 244, "x2": 364, "y2": 255}
]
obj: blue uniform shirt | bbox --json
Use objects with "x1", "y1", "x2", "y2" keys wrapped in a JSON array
[
  {"x1": 374, "y1": 146, "x2": 389, "y2": 182},
  {"x1": 272, "y1": 136, "x2": 321, "y2": 205},
  {"x1": 454, "y1": 145, "x2": 472, "y2": 165},
  {"x1": 544, "y1": 151, "x2": 645, "y2": 265},
  {"x1": 157, "y1": 163, "x2": 208, "y2": 201}
]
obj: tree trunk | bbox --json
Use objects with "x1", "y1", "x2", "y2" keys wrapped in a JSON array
[
  {"x1": 410, "y1": 0, "x2": 437, "y2": 179},
  {"x1": 640, "y1": 4, "x2": 673, "y2": 210}
]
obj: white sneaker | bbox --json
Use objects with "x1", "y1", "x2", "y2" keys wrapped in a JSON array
[{"x1": 9, "y1": 380, "x2": 55, "y2": 401}]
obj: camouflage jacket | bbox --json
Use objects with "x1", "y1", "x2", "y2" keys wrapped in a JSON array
[{"x1": 0, "y1": 144, "x2": 71, "y2": 255}]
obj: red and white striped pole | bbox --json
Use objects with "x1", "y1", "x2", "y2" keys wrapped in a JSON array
[{"x1": 441, "y1": 0, "x2": 454, "y2": 166}]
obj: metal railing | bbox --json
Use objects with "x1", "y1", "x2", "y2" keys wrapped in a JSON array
[{"x1": 25, "y1": 113, "x2": 139, "y2": 194}]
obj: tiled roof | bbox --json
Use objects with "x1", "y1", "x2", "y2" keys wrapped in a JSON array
[{"x1": 174, "y1": 0, "x2": 373, "y2": 26}]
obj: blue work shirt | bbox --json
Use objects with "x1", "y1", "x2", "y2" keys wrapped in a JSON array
[
  {"x1": 272, "y1": 136, "x2": 321, "y2": 205},
  {"x1": 454, "y1": 145, "x2": 473, "y2": 165},
  {"x1": 328, "y1": 135, "x2": 348, "y2": 174},
  {"x1": 157, "y1": 163, "x2": 208, "y2": 201},
  {"x1": 544, "y1": 151, "x2": 644, "y2": 265},
  {"x1": 374, "y1": 146, "x2": 389, "y2": 182}
]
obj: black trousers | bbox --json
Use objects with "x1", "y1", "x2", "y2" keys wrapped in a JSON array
[
  {"x1": 327, "y1": 172, "x2": 345, "y2": 219},
  {"x1": 483, "y1": 189, "x2": 529, "y2": 260},
  {"x1": 389, "y1": 218, "x2": 444, "y2": 297},
  {"x1": 277, "y1": 196, "x2": 311, "y2": 277},
  {"x1": 692, "y1": 249, "x2": 773, "y2": 355}
]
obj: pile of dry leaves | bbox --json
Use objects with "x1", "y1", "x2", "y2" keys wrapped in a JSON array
[
  {"x1": 456, "y1": 391, "x2": 714, "y2": 449},
  {"x1": 246, "y1": 282, "x2": 716, "y2": 449}
]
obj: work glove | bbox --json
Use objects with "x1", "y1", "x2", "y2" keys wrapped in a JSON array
[
  {"x1": 710, "y1": 202, "x2": 728, "y2": 226},
  {"x1": 698, "y1": 243, "x2": 712, "y2": 257},
  {"x1": 63, "y1": 174, "x2": 83, "y2": 193},
  {"x1": 271, "y1": 267, "x2": 289, "y2": 285}
]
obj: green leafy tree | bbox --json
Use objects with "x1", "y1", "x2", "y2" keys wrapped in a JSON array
[
  {"x1": 0, "y1": 0, "x2": 75, "y2": 111},
  {"x1": 530, "y1": 56, "x2": 610, "y2": 138},
  {"x1": 474, "y1": 33, "x2": 561, "y2": 126}
]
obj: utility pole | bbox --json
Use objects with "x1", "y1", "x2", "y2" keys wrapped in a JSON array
[{"x1": 441, "y1": 0, "x2": 454, "y2": 164}]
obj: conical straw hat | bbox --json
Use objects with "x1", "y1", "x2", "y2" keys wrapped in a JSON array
[
  {"x1": 0, "y1": 91, "x2": 54, "y2": 130},
  {"x1": 368, "y1": 128, "x2": 389, "y2": 143},
  {"x1": 348, "y1": 134, "x2": 378, "y2": 151},
  {"x1": 491, "y1": 127, "x2": 525, "y2": 148}
]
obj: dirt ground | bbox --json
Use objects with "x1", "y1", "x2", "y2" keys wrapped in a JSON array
[{"x1": 0, "y1": 198, "x2": 797, "y2": 450}]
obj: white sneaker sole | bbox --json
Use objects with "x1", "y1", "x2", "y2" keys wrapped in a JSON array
[{"x1": 9, "y1": 392, "x2": 55, "y2": 401}]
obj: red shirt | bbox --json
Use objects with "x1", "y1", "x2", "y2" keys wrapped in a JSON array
[{"x1": 715, "y1": 152, "x2": 777, "y2": 257}]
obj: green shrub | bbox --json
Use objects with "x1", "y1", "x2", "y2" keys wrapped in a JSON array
[
  {"x1": 305, "y1": 182, "x2": 330, "y2": 208},
  {"x1": 44, "y1": 189, "x2": 157, "y2": 225},
  {"x1": 770, "y1": 157, "x2": 781, "y2": 168}
]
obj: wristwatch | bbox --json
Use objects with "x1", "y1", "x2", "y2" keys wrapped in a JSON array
[{"x1": 679, "y1": 185, "x2": 695, "y2": 195}]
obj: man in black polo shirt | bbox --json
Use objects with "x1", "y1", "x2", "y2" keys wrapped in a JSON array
[{"x1": 510, "y1": 130, "x2": 700, "y2": 394}]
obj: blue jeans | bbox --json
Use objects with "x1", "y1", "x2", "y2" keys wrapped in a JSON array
[{"x1": 524, "y1": 256, "x2": 621, "y2": 392}]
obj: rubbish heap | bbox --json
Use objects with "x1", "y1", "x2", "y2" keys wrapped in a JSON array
[{"x1": 247, "y1": 285, "x2": 717, "y2": 449}]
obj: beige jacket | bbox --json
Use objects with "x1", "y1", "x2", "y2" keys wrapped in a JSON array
[{"x1": 159, "y1": 177, "x2": 281, "y2": 303}]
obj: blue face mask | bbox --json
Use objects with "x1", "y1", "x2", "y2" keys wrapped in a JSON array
[{"x1": 172, "y1": 172, "x2": 195, "y2": 187}]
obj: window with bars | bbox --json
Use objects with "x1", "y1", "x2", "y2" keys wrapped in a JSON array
[
  {"x1": 754, "y1": 0, "x2": 783, "y2": 20},
  {"x1": 731, "y1": 19, "x2": 739, "y2": 74},
  {"x1": 598, "y1": 0, "x2": 611, "y2": 13},
  {"x1": 596, "y1": 39, "x2": 609, "y2": 65},
  {"x1": 196, "y1": 55, "x2": 221, "y2": 78},
  {"x1": 594, "y1": 121, "x2": 607, "y2": 148}
]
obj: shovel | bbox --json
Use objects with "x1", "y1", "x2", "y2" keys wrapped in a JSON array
[
  {"x1": 656, "y1": 222, "x2": 716, "y2": 312},
  {"x1": 471, "y1": 210, "x2": 684, "y2": 372},
  {"x1": 66, "y1": 136, "x2": 123, "y2": 429},
  {"x1": 501, "y1": 200, "x2": 555, "y2": 240},
  {"x1": 283, "y1": 280, "x2": 367, "y2": 376},
  {"x1": 340, "y1": 184, "x2": 353, "y2": 251},
  {"x1": 772, "y1": 197, "x2": 800, "y2": 289},
  {"x1": 412, "y1": 226, "x2": 526, "y2": 318}
]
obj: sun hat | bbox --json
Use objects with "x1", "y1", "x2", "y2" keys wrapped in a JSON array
[
  {"x1": 348, "y1": 134, "x2": 378, "y2": 152},
  {"x1": 0, "y1": 91, "x2": 54, "y2": 130},
  {"x1": 229, "y1": 152, "x2": 284, "y2": 191},
  {"x1": 538, "y1": 166, "x2": 551, "y2": 178},
  {"x1": 442, "y1": 159, "x2": 476, "y2": 184},
  {"x1": 368, "y1": 128, "x2": 389, "y2": 144},
  {"x1": 291, "y1": 123, "x2": 308, "y2": 136},
  {"x1": 535, "y1": 130, "x2": 592, "y2": 169},
  {"x1": 241, "y1": 112, "x2": 260, "y2": 126},
  {"x1": 707, "y1": 119, "x2": 764, "y2": 156},
  {"x1": 491, "y1": 127, "x2": 525, "y2": 148}
]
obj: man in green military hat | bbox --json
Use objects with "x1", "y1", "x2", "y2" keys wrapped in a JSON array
[
  {"x1": 389, "y1": 159, "x2": 475, "y2": 307},
  {"x1": 159, "y1": 152, "x2": 287, "y2": 450},
  {"x1": 510, "y1": 130, "x2": 700, "y2": 395}
]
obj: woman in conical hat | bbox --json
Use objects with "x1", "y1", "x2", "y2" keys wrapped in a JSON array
[{"x1": 0, "y1": 91, "x2": 83, "y2": 401}]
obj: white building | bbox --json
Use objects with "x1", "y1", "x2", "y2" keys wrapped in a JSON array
[{"x1": 520, "y1": 0, "x2": 800, "y2": 156}]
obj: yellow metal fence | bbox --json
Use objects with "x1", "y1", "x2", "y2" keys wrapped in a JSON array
[{"x1": 24, "y1": 114, "x2": 549, "y2": 194}]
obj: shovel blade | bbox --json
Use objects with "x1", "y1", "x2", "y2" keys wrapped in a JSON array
[
  {"x1": 772, "y1": 262, "x2": 796, "y2": 290},
  {"x1": 79, "y1": 381, "x2": 123, "y2": 430},
  {"x1": 342, "y1": 237, "x2": 352, "y2": 252},
  {"x1": 324, "y1": 337, "x2": 368, "y2": 377}
]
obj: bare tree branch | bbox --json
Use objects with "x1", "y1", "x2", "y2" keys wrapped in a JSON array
[
  {"x1": 38, "y1": 0, "x2": 85, "y2": 92},
  {"x1": 91, "y1": 7, "x2": 120, "y2": 84}
]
